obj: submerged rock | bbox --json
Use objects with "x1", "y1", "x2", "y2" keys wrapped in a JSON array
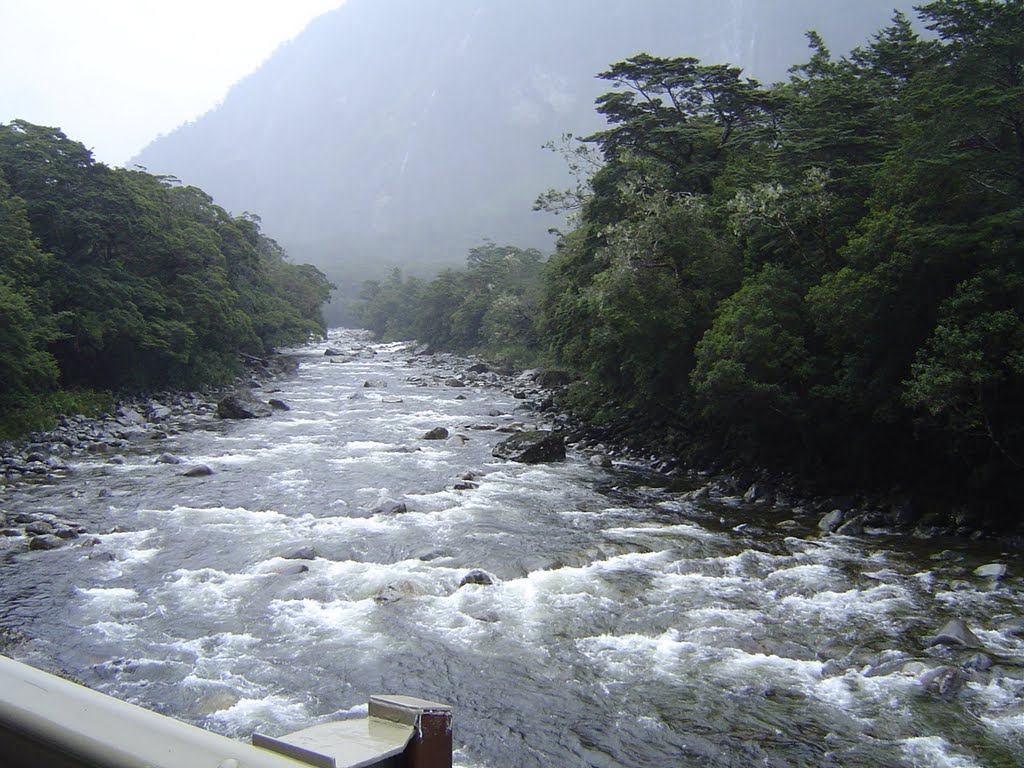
[
  {"x1": 374, "y1": 500, "x2": 408, "y2": 515},
  {"x1": 283, "y1": 546, "x2": 318, "y2": 561},
  {"x1": 268, "y1": 399, "x2": 290, "y2": 411},
  {"x1": 155, "y1": 453, "x2": 183, "y2": 465},
  {"x1": 492, "y1": 431, "x2": 566, "y2": 464},
  {"x1": 374, "y1": 580, "x2": 428, "y2": 603},
  {"x1": 918, "y1": 665, "x2": 966, "y2": 700},
  {"x1": 180, "y1": 465, "x2": 214, "y2": 477}
]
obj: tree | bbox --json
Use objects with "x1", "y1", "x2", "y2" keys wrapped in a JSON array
[{"x1": 586, "y1": 55, "x2": 775, "y2": 195}]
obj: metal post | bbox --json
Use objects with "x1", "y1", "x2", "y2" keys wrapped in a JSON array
[{"x1": 368, "y1": 696, "x2": 452, "y2": 768}]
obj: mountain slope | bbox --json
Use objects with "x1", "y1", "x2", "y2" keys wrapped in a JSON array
[{"x1": 133, "y1": 0, "x2": 917, "y2": 299}]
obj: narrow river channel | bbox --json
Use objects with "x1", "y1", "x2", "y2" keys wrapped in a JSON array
[{"x1": 1, "y1": 329, "x2": 1022, "y2": 767}]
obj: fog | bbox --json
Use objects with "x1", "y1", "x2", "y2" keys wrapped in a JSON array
[{"x1": 131, "y1": 0, "x2": 919, "y2": 307}]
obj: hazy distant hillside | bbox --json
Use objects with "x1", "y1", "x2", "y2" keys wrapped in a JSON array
[{"x1": 133, "y1": 0, "x2": 916, "y2": 303}]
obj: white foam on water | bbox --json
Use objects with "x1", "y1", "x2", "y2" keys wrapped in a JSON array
[
  {"x1": 157, "y1": 505, "x2": 289, "y2": 528},
  {"x1": 575, "y1": 630, "x2": 721, "y2": 680},
  {"x1": 721, "y1": 649, "x2": 823, "y2": 686},
  {"x1": 811, "y1": 668, "x2": 918, "y2": 715},
  {"x1": 186, "y1": 452, "x2": 259, "y2": 467},
  {"x1": 98, "y1": 547, "x2": 161, "y2": 578},
  {"x1": 981, "y1": 712, "x2": 1024, "y2": 744},
  {"x1": 652, "y1": 572, "x2": 750, "y2": 604},
  {"x1": 604, "y1": 522, "x2": 724, "y2": 542},
  {"x1": 778, "y1": 584, "x2": 912, "y2": 625},
  {"x1": 683, "y1": 606, "x2": 761, "y2": 630},
  {"x1": 207, "y1": 694, "x2": 309, "y2": 736},
  {"x1": 765, "y1": 563, "x2": 848, "y2": 596},
  {"x1": 160, "y1": 567, "x2": 268, "y2": 613},
  {"x1": 77, "y1": 587, "x2": 148, "y2": 619},
  {"x1": 85, "y1": 620, "x2": 140, "y2": 641},
  {"x1": 900, "y1": 736, "x2": 985, "y2": 768},
  {"x1": 342, "y1": 440, "x2": 407, "y2": 454},
  {"x1": 269, "y1": 596, "x2": 377, "y2": 644}
]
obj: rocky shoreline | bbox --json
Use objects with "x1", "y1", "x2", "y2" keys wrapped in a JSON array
[
  {"x1": 0, "y1": 353, "x2": 300, "y2": 550},
  {"x1": 402, "y1": 345, "x2": 1022, "y2": 546},
  {"x1": 2, "y1": 337, "x2": 1017, "y2": 554}
]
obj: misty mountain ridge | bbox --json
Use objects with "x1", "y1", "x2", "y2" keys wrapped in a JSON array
[{"x1": 133, "y1": 0, "x2": 918, "y2": 300}]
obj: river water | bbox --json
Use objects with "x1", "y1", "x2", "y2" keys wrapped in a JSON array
[{"x1": 1, "y1": 329, "x2": 1023, "y2": 768}]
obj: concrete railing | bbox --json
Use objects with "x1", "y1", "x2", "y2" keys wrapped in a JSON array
[{"x1": 0, "y1": 654, "x2": 451, "y2": 768}]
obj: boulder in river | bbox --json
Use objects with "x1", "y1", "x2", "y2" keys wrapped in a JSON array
[
  {"x1": 181, "y1": 465, "x2": 214, "y2": 477},
  {"x1": 28, "y1": 534, "x2": 63, "y2": 551},
  {"x1": 422, "y1": 427, "x2": 449, "y2": 440},
  {"x1": 268, "y1": 399, "x2": 290, "y2": 411},
  {"x1": 374, "y1": 580, "x2": 428, "y2": 603},
  {"x1": 836, "y1": 516, "x2": 865, "y2": 536},
  {"x1": 155, "y1": 453, "x2": 183, "y2": 465},
  {"x1": 216, "y1": 391, "x2": 273, "y2": 419},
  {"x1": 974, "y1": 563, "x2": 1007, "y2": 579},
  {"x1": 818, "y1": 509, "x2": 844, "y2": 533},
  {"x1": 926, "y1": 619, "x2": 983, "y2": 649},
  {"x1": 374, "y1": 500, "x2": 408, "y2": 515},
  {"x1": 283, "y1": 546, "x2": 318, "y2": 561},
  {"x1": 918, "y1": 665, "x2": 966, "y2": 701},
  {"x1": 24, "y1": 521, "x2": 54, "y2": 536},
  {"x1": 492, "y1": 431, "x2": 566, "y2": 464},
  {"x1": 459, "y1": 569, "x2": 495, "y2": 587},
  {"x1": 272, "y1": 563, "x2": 309, "y2": 576}
]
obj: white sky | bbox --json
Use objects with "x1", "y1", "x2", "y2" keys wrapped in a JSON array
[{"x1": 0, "y1": 1, "x2": 346, "y2": 166}]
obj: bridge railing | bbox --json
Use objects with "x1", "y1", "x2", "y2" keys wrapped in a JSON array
[{"x1": 0, "y1": 654, "x2": 451, "y2": 768}]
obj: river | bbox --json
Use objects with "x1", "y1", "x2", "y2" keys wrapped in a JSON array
[{"x1": 1, "y1": 329, "x2": 1022, "y2": 768}]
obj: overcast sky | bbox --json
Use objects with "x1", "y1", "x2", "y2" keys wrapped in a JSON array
[{"x1": 0, "y1": 1, "x2": 345, "y2": 166}]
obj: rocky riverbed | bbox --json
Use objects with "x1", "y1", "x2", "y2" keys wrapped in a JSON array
[{"x1": 0, "y1": 329, "x2": 1022, "y2": 768}]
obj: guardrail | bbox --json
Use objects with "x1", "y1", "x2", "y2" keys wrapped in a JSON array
[{"x1": 0, "y1": 654, "x2": 451, "y2": 768}]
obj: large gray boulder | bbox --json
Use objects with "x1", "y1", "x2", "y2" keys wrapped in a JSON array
[
  {"x1": 492, "y1": 431, "x2": 566, "y2": 464},
  {"x1": 926, "y1": 619, "x2": 983, "y2": 649},
  {"x1": 217, "y1": 390, "x2": 273, "y2": 419}
]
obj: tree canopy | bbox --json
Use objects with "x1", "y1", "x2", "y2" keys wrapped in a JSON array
[{"x1": 0, "y1": 120, "x2": 333, "y2": 433}]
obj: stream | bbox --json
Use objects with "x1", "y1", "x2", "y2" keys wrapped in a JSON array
[{"x1": 1, "y1": 329, "x2": 1022, "y2": 767}]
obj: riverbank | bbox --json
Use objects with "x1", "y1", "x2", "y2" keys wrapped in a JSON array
[
  {"x1": 419, "y1": 347, "x2": 1024, "y2": 547},
  {"x1": 0, "y1": 352, "x2": 300, "y2": 547}
]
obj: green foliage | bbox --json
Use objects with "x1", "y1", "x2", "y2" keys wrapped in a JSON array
[
  {"x1": 0, "y1": 120, "x2": 333, "y2": 434},
  {"x1": 315, "y1": 2, "x2": 1024, "y2": 517},
  {"x1": 355, "y1": 244, "x2": 547, "y2": 362},
  {"x1": 692, "y1": 265, "x2": 816, "y2": 453},
  {"x1": 533, "y1": 0, "x2": 1024, "y2": 516}
]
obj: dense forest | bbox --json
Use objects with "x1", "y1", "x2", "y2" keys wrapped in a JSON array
[
  {"x1": 0, "y1": 121, "x2": 333, "y2": 436},
  {"x1": 357, "y1": 0, "x2": 1024, "y2": 527}
]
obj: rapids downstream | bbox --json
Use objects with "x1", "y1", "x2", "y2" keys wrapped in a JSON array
[{"x1": 1, "y1": 329, "x2": 1023, "y2": 768}]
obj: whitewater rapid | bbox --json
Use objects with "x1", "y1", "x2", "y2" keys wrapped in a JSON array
[{"x1": 1, "y1": 329, "x2": 1022, "y2": 767}]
